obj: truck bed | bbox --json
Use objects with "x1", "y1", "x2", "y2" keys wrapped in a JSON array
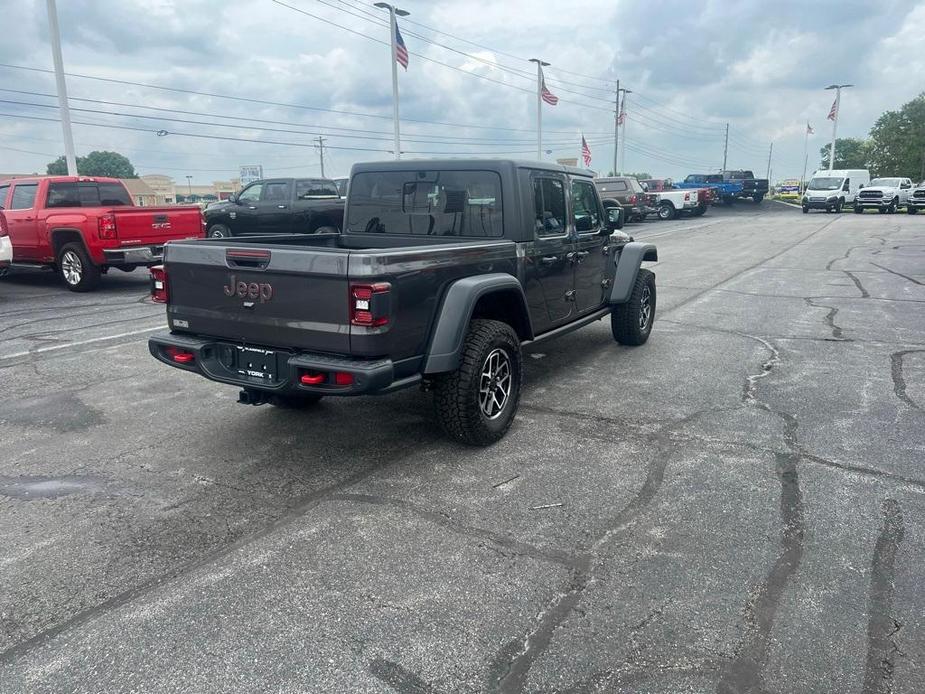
[{"x1": 162, "y1": 233, "x2": 517, "y2": 364}]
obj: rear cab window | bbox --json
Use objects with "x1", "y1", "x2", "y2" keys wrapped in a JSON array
[
  {"x1": 46, "y1": 182, "x2": 132, "y2": 208},
  {"x1": 296, "y1": 179, "x2": 339, "y2": 198},
  {"x1": 347, "y1": 170, "x2": 502, "y2": 237}
]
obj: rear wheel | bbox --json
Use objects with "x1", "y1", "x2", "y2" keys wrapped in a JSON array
[
  {"x1": 657, "y1": 202, "x2": 676, "y2": 220},
  {"x1": 57, "y1": 242, "x2": 101, "y2": 292},
  {"x1": 433, "y1": 319, "x2": 522, "y2": 446},
  {"x1": 753, "y1": 194, "x2": 764, "y2": 204},
  {"x1": 268, "y1": 393, "x2": 323, "y2": 409},
  {"x1": 611, "y1": 268, "x2": 656, "y2": 346},
  {"x1": 208, "y1": 224, "x2": 231, "y2": 238}
]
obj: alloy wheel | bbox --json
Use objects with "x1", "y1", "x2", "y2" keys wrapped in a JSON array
[
  {"x1": 61, "y1": 250, "x2": 83, "y2": 285},
  {"x1": 478, "y1": 348, "x2": 512, "y2": 420},
  {"x1": 639, "y1": 284, "x2": 652, "y2": 330}
]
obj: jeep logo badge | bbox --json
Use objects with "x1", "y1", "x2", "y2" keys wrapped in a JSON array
[{"x1": 223, "y1": 274, "x2": 273, "y2": 303}]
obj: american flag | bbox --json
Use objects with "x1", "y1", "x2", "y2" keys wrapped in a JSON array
[
  {"x1": 617, "y1": 110, "x2": 626, "y2": 126},
  {"x1": 806, "y1": 122, "x2": 814, "y2": 134},
  {"x1": 581, "y1": 134, "x2": 592, "y2": 167},
  {"x1": 395, "y1": 23, "x2": 409, "y2": 70},
  {"x1": 827, "y1": 98, "x2": 837, "y2": 121},
  {"x1": 540, "y1": 68, "x2": 558, "y2": 106}
]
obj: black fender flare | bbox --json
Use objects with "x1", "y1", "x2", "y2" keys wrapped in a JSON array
[
  {"x1": 424, "y1": 274, "x2": 532, "y2": 374},
  {"x1": 610, "y1": 242, "x2": 658, "y2": 304}
]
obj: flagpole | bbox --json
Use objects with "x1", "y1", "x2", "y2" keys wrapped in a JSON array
[
  {"x1": 529, "y1": 59, "x2": 549, "y2": 160},
  {"x1": 825, "y1": 83, "x2": 852, "y2": 171},
  {"x1": 375, "y1": 3, "x2": 409, "y2": 160}
]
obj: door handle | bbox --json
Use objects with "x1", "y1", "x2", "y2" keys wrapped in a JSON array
[
  {"x1": 565, "y1": 252, "x2": 576, "y2": 262},
  {"x1": 277, "y1": 205, "x2": 287, "y2": 209},
  {"x1": 248, "y1": 205, "x2": 257, "y2": 210},
  {"x1": 540, "y1": 256, "x2": 558, "y2": 265}
]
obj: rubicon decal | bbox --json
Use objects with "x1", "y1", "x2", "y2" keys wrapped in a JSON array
[{"x1": 223, "y1": 275, "x2": 273, "y2": 303}]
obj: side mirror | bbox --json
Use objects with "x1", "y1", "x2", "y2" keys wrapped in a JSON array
[{"x1": 606, "y1": 206, "x2": 623, "y2": 231}]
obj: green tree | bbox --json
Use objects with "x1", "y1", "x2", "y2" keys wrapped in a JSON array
[
  {"x1": 46, "y1": 150, "x2": 137, "y2": 178},
  {"x1": 867, "y1": 92, "x2": 925, "y2": 181},
  {"x1": 819, "y1": 138, "x2": 871, "y2": 171}
]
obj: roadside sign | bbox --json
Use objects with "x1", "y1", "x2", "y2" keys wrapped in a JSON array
[{"x1": 239, "y1": 165, "x2": 264, "y2": 186}]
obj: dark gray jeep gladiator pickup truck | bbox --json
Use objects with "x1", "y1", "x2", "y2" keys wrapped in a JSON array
[{"x1": 149, "y1": 159, "x2": 657, "y2": 445}]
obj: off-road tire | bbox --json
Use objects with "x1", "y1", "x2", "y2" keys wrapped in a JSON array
[
  {"x1": 208, "y1": 224, "x2": 231, "y2": 238},
  {"x1": 433, "y1": 319, "x2": 522, "y2": 446},
  {"x1": 268, "y1": 393, "x2": 323, "y2": 409},
  {"x1": 57, "y1": 242, "x2": 101, "y2": 292},
  {"x1": 611, "y1": 268, "x2": 656, "y2": 346}
]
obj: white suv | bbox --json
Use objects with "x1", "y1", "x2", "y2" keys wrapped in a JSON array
[
  {"x1": 854, "y1": 177, "x2": 914, "y2": 214},
  {"x1": 0, "y1": 210, "x2": 11, "y2": 277}
]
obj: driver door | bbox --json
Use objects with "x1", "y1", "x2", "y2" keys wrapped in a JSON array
[{"x1": 231, "y1": 182, "x2": 264, "y2": 235}]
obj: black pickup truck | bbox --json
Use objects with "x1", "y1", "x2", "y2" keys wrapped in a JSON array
[
  {"x1": 720, "y1": 170, "x2": 769, "y2": 203},
  {"x1": 204, "y1": 177, "x2": 344, "y2": 238},
  {"x1": 149, "y1": 160, "x2": 657, "y2": 445}
]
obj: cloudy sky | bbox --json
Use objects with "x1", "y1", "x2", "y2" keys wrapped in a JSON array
[{"x1": 0, "y1": 0, "x2": 922, "y2": 184}]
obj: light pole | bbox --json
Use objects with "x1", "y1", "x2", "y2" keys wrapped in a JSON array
[
  {"x1": 529, "y1": 58, "x2": 550, "y2": 160},
  {"x1": 46, "y1": 0, "x2": 77, "y2": 176},
  {"x1": 612, "y1": 79, "x2": 620, "y2": 176},
  {"x1": 825, "y1": 84, "x2": 853, "y2": 170},
  {"x1": 619, "y1": 89, "x2": 631, "y2": 175},
  {"x1": 374, "y1": 2, "x2": 409, "y2": 160},
  {"x1": 185, "y1": 175, "x2": 192, "y2": 197}
]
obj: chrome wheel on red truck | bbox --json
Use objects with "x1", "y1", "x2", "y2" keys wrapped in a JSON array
[{"x1": 57, "y1": 242, "x2": 101, "y2": 292}]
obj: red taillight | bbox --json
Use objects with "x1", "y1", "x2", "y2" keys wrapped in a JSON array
[
  {"x1": 300, "y1": 372, "x2": 326, "y2": 385},
  {"x1": 164, "y1": 346, "x2": 195, "y2": 364},
  {"x1": 150, "y1": 265, "x2": 168, "y2": 303},
  {"x1": 350, "y1": 282, "x2": 391, "y2": 327},
  {"x1": 628, "y1": 194, "x2": 637, "y2": 204},
  {"x1": 98, "y1": 213, "x2": 117, "y2": 239},
  {"x1": 334, "y1": 372, "x2": 354, "y2": 385},
  {"x1": 684, "y1": 192, "x2": 691, "y2": 201}
]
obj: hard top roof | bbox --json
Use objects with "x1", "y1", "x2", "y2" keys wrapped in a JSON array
[{"x1": 349, "y1": 158, "x2": 593, "y2": 179}]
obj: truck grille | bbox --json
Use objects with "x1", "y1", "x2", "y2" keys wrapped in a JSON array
[
  {"x1": 914, "y1": 190, "x2": 925, "y2": 198},
  {"x1": 859, "y1": 190, "x2": 883, "y2": 199}
]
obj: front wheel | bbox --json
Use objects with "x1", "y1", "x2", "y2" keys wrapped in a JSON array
[
  {"x1": 433, "y1": 319, "x2": 522, "y2": 446},
  {"x1": 753, "y1": 194, "x2": 764, "y2": 204},
  {"x1": 57, "y1": 242, "x2": 101, "y2": 292},
  {"x1": 855, "y1": 205, "x2": 863, "y2": 214},
  {"x1": 802, "y1": 206, "x2": 809, "y2": 214},
  {"x1": 208, "y1": 224, "x2": 231, "y2": 238},
  {"x1": 908, "y1": 206, "x2": 918, "y2": 215},
  {"x1": 611, "y1": 268, "x2": 656, "y2": 346},
  {"x1": 835, "y1": 199, "x2": 843, "y2": 213},
  {"x1": 888, "y1": 199, "x2": 898, "y2": 214}
]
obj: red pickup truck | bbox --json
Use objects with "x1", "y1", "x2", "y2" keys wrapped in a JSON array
[{"x1": 0, "y1": 176, "x2": 204, "y2": 291}]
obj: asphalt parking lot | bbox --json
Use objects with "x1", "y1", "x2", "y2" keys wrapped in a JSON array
[{"x1": 1, "y1": 201, "x2": 923, "y2": 693}]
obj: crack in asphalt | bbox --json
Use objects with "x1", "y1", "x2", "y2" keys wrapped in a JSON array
[
  {"x1": 844, "y1": 270, "x2": 871, "y2": 299},
  {"x1": 861, "y1": 499, "x2": 906, "y2": 694},
  {"x1": 890, "y1": 350, "x2": 924, "y2": 412},
  {"x1": 804, "y1": 298, "x2": 849, "y2": 341},
  {"x1": 328, "y1": 493, "x2": 590, "y2": 571},
  {"x1": 869, "y1": 262, "x2": 924, "y2": 286}
]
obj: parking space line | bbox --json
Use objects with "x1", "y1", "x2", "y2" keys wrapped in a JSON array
[{"x1": 0, "y1": 325, "x2": 164, "y2": 362}]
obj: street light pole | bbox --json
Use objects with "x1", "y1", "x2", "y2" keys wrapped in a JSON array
[
  {"x1": 825, "y1": 83, "x2": 853, "y2": 170},
  {"x1": 612, "y1": 79, "x2": 620, "y2": 176},
  {"x1": 46, "y1": 0, "x2": 77, "y2": 176},
  {"x1": 374, "y1": 2, "x2": 409, "y2": 161},
  {"x1": 722, "y1": 123, "x2": 729, "y2": 171}
]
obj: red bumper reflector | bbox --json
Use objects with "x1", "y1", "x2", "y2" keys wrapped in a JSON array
[
  {"x1": 300, "y1": 372, "x2": 326, "y2": 385},
  {"x1": 165, "y1": 346, "x2": 195, "y2": 364},
  {"x1": 334, "y1": 372, "x2": 354, "y2": 386}
]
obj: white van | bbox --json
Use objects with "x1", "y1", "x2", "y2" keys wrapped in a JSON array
[{"x1": 802, "y1": 169, "x2": 870, "y2": 213}]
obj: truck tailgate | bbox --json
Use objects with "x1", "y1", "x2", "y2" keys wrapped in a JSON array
[
  {"x1": 165, "y1": 241, "x2": 350, "y2": 353},
  {"x1": 113, "y1": 206, "x2": 202, "y2": 243}
]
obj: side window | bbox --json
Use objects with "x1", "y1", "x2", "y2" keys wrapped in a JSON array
[
  {"x1": 571, "y1": 179, "x2": 601, "y2": 233},
  {"x1": 843, "y1": 179, "x2": 850, "y2": 191},
  {"x1": 263, "y1": 182, "x2": 288, "y2": 201},
  {"x1": 0, "y1": 184, "x2": 10, "y2": 208},
  {"x1": 532, "y1": 177, "x2": 567, "y2": 237},
  {"x1": 10, "y1": 183, "x2": 38, "y2": 210},
  {"x1": 46, "y1": 182, "x2": 82, "y2": 208},
  {"x1": 238, "y1": 183, "x2": 263, "y2": 203}
]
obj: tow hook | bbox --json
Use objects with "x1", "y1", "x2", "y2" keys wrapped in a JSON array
[{"x1": 237, "y1": 388, "x2": 268, "y2": 406}]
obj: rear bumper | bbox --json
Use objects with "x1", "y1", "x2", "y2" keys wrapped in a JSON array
[
  {"x1": 148, "y1": 331, "x2": 406, "y2": 396},
  {"x1": 102, "y1": 245, "x2": 165, "y2": 265}
]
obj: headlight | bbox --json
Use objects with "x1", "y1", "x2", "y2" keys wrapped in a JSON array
[{"x1": 827, "y1": 195, "x2": 837, "y2": 201}]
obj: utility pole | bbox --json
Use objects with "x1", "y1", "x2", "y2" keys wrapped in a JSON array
[
  {"x1": 722, "y1": 123, "x2": 729, "y2": 171},
  {"x1": 766, "y1": 142, "x2": 773, "y2": 183},
  {"x1": 315, "y1": 136, "x2": 327, "y2": 177},
  {"x1": 825, "y1": 83, "x2": 853, "y2": 170},
  {"x1": 185, "y1": 175, "x2": 192, "y2": 196},
  {"x1": 619, "y1": 89, "x2": 631, "y2": 175},
  {"x1": 801, "y1": 124, "x2": 811, "y2": 193},
  {"x1": 612, "y1": 79, "x2": 620, "y2": 176},
  {"x1": 46, "y1": 0, "x2": 77, "y2": 176},
  {"x1": 529, "y1": 58, "x2": 550, "y2": 160},
  {"x1": 374, "y1": 2, "x2": 409, "y2": 160}
]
